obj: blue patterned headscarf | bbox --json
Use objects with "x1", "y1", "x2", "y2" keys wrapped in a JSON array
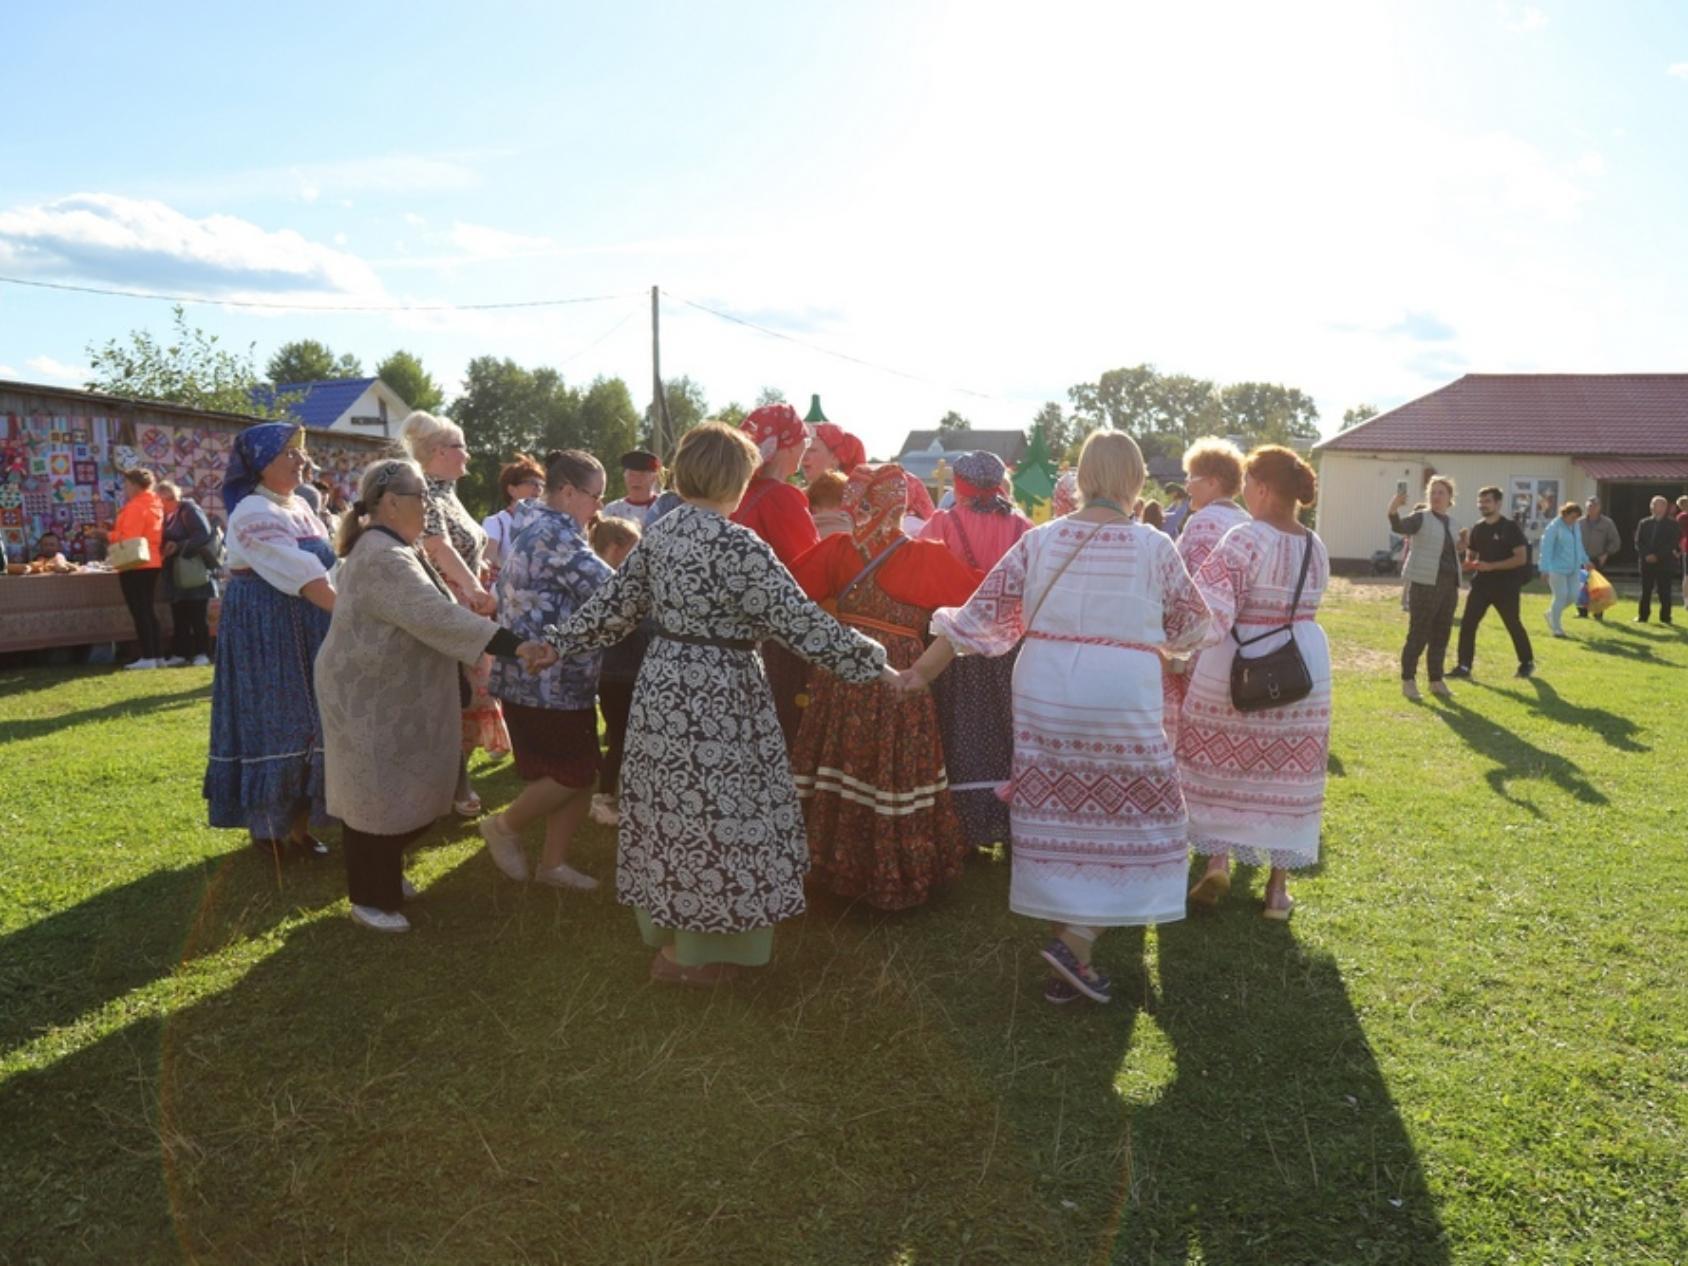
[
  {"x1": 952, "y1": 450, "x2": 1013, "y2": 514},
  {"x1": 223, "y1": 423, "x2": 302, "y2": 515}
]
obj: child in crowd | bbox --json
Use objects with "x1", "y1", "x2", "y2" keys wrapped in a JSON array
[
  {"x1": 806, "y1": 469, "x2": 852, "y2": 538},
  {"x1": 587, "y1": 515, "x2": 648, "y2": 827}
]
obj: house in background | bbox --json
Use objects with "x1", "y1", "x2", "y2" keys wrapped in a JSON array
[
  {"x1": 1313, "y1": 374, "x2": 1688, "y2": 573},
  {"x1": 893, "y1": 428, "x2": 1028, "y2": 485},
  {"x1": 248, "y1": 377, "x2": 412, "y2": 439}
]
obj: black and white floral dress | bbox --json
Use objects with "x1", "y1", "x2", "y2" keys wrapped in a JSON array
[{"x1": 542, "y1": 503, "x2": 886, "y2": 934}]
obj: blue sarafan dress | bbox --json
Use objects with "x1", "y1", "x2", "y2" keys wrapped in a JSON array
[{"x1": 203, "y1": 424, "x2": 337, "y2": 838}]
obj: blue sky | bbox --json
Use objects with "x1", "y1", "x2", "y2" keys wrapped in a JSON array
[{"x1": 3, "y1": 0, "x2": 1687, "y2": 458}]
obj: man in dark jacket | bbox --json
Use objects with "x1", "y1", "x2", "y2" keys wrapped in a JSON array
[
  {"x1": 1634, "y1": 495, "x2": 1681, "y2": 625},
  {"x1": 1449, "y1": 485, "x2": 1534, "y2": 679}
]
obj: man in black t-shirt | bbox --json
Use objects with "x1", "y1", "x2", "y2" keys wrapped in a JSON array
[{"x1": 1449, "y1": 485, "x2": 1535, "y2": 679}]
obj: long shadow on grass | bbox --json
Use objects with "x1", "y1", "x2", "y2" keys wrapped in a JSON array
[
  {"x1": 0, "y1": 682, "x2": 211, "y2": 744},
  {"x1": 1097, "y1": 909, "x2": 1450, "y2": 1264},
  {"x1": 1425, "y1": 698, "x2": 1605, "y2": 817},
  {"x1": 0, "y1": 848, "x2": 347, "y2": 1059},
  {"x1": 1461, "y1": 678, "x2": 1647, "y2": 752}
]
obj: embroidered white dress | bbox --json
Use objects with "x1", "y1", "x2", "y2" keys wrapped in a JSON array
[
  {"x1": 931, "y1": 518, "x2": 1210, "y2": 927},
  {"x1": 1178, "y1": 520, "x2": 1332, "y2": 869},
  {"x1": 1164, "y1": 500, "x2": 1252, "y2": 750}
]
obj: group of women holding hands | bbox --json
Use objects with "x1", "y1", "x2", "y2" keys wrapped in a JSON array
[{"x1": 202, "y1": 402, "x2": 1332, "y2": 1004}]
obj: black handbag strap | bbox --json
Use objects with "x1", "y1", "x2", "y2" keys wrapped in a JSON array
[{"x1": 1233, "y1": 534, "x2": 1313, "y2": 649}]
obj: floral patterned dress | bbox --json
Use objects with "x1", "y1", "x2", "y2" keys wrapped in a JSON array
[
  {"x1": 423, "y1": 476, "x2": 511, "y2": 757},
  {"x1": 540, "y1": 504, "x2": 886, "y2": 962}
]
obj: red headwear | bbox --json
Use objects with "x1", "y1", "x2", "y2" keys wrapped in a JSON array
[
  {"x1": 741, "y1": 404, "x2": 808, "y2": 465},
  {"x1": 902, "y1": 471, "x2": 935, "y2": 520},
  {"x1": 843, "y1": 463, "x2": 909, "y2": 552},
  {"x1": 812, "y1": 422, "x2": 866, "y2": 474}
]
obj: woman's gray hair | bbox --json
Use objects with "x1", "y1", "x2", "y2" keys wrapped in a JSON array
[{"x1": 336, "y1": 459, "x2": 426, "y2": 557}]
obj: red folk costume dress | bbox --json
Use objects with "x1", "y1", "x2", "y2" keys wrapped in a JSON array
[
  {"x1": 1177, "y1": 520, "x2": 1332, "y2": 869},
  {"x1": 790, "y1": 466, "x2": 979, "y2": 909},
  {"x1": 1162, "y1": 499, "x2": 1250, "y2": 749},
  {"x1": 732, "y1": 405, "x2": 821, "y2": 744}
]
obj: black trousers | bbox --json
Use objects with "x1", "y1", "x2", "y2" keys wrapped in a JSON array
[
  {"x1": 342, "y1": 825, "x2": 423, "y2": 913},
  {"x1": 1457, "y1": 580, "x2": 1533, "y2": 669},
  {"x1": 170, "y1": 599, "x2": 211, "y2": 660},
  {"x1": 117, "y1": 568, "x2": 162, "y2": 660},
  {"x1": 1402, "y1": 574, "x2": 1459, "y2": 681},
  {"x1": 1637, "y1": 562, "x2": 1676, "y2": 623},
  {"x1": 598, "y1": 679, "x2": 635, "y2": 797}
]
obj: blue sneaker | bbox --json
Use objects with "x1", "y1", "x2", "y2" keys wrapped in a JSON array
[{"x1": 1040, "y1": 938, "x2": 1112, "y2": 1004}]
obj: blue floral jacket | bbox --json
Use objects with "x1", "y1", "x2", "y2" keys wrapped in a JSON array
[{"x1": 490, "y1": 505, "x2": 612, "y2": 710}]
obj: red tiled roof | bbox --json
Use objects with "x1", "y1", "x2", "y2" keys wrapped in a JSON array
[
  {"x1": 1575, "y1": 457, "x2": 1688, "y2": 480},
  {"x1": 1314, "y1": 374, "x2": 1688, "y2": 456}
]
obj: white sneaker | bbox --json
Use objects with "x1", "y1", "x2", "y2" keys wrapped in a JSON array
[
  {"x1": 190, "y1": 654, "x2": 212, "y2": 667},
  {"x1": 479, "y1": 815, "x2": 529, "y2": 881},
  {"x1": 400, "y1": 876, "x2": 418, "y2": 900},
  {"x1": 589, "y1": 794, "x2": 620, "y2": 827},
  {"x1": 535, "y1": 862, "x2": 598, "y2": 891},
  {"x1": 124, "y1": 658, "x2": 160, "y2": 670},
  {"x1": 161, "y1": 656, "x2": 189, "y2": 668},
  {"x1": 350, "y1": 904, "x2": 411, "y2": 933}
]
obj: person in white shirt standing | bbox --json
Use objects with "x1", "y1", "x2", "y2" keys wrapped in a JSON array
[{"x1": 601, "y1": 449, "x2": 665, "y2": 527}]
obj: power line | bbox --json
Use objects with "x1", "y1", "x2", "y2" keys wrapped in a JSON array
[
  {"x1": 558, "y1": 304, "x2": 640, "y2": 366},
  {"x1": 0, "y1": 273, "x2": 637, "y2": 312},
  {"x1": 661, "y1": 289, "x2": 1018, "y2": 404}
]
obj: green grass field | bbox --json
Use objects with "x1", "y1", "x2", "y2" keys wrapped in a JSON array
[{"x1": 2, "y1": 581, "x2": 1684, "y2": 1265}]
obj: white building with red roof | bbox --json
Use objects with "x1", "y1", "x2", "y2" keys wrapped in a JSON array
[{"x1": 1311, "y1": 374, "x2": 1688, "y2": 571}]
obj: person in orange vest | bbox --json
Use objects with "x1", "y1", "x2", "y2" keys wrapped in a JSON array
[{"x1": 108, "y1": 467, "x2": 167, "y2": 668}]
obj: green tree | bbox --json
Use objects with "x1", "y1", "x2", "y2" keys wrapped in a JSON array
[
  {"x1": 754, "y1": 385, "x2": 787, "y2": 407},
  {"x1": 1067, "y1": 364, "x2": 1161, "y2": 436},
  {"x1": 715, "y1": 401, "x2": 748, "y2": 428},
  {"x1": 1029, "y1": 401, "x2": 1080, "y2": 462},
  {"x1": 1218, "y1": 382, "x2": 1320, "y2": 446},
  {"x1": 1151, "y1": 373, "x2": 1222, "y2": 441},
  {"x1": 376, "y1": 349, "x2": 444, "y2": 413},
  {"x1": 451, "y1": 357, "x2": 580, "y2": 516},
  {"x1": 85, "y1": 305, "x2": 291, "y2": 417},
  {"x1": 1340, "y1": 403, "x2": 1379, "y2": 431},
  {"x1": 644, "y1": 375, "x2": 709, "y2": 454},
  {"x1": 577, "y1": 376, "x2": 642, "y2": 494},
  {"x1": 266, "y1": 339, "x2": 361, "y2": 385},
  {"x1": 937, "y1": 410, "x2": 972, "y2": 437}
]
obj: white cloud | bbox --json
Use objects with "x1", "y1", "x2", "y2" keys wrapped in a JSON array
[
  {"x1": 332, "y1": 231, "x2": 348, "y2": 246},
  {"x1": 1499, "y1": 3, "x2": 1548, "y2": 33},
  {"x1": 0, "y1": 363, "x2": 19, "y2": 378},
  {"x1": 0, "y1": 193, "x2": 387, "y2": 301},
  {"x1": 403, "y1": 212, "x2": 427, "y2": 227},
  {"x1": 25, "y1": 354, "x2": 91, "y2": 384},
  {"x1": 1669, "y1": 63, "x2": 1688, "y2": 79},
  {"x1": 447, "y1": 221, "x2": 555, "y2": 260}
]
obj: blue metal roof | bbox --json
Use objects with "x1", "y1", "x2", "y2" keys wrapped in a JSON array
[{"x1": 249, "y1": 377, "x2": 378, "y2": 429}]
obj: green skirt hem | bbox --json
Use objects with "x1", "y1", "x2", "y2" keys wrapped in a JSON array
[{"x1": 634, "y1": 908, "x2": 775, "y2": 967}]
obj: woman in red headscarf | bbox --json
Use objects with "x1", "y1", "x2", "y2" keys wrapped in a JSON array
[
  {"x1": 802, "y1": 422, "x2": 868, "y2": 487},
  {"x1": 789, "y1": 464, "x2": 980, "y2": 910},
  {"x1": 734, "y1": 403, "x2": 822, "y2": 742}
]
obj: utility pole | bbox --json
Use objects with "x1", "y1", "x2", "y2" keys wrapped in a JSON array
[{"x1": 650, "y1": 285, "x2": 671, "y2": 458}]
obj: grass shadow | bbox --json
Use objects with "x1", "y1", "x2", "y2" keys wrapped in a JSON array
[
  {"x1": 1106, "y1": 913, "x2": 1450, "y2": 1264},
  {"x1": 1576, "y1": 638, "x2": 1666, "y2": 665},
  {"x1": 0, "y1": 847, "x2": 347, "y2": 1060},
  {"x1": 1461, "y1": 677, "x2": 1648, "y2": 753},
  {"x1": 0, "y1": 682, "x2": 212, "y2": 744},
  {"x1": 1426, "y1": 697, "x2": 1605, "y2": 816}
]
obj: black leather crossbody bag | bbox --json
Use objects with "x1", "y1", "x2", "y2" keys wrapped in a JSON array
[{"x1": 1229, "y1": 536, "x2": 1314, "y2": 713}]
